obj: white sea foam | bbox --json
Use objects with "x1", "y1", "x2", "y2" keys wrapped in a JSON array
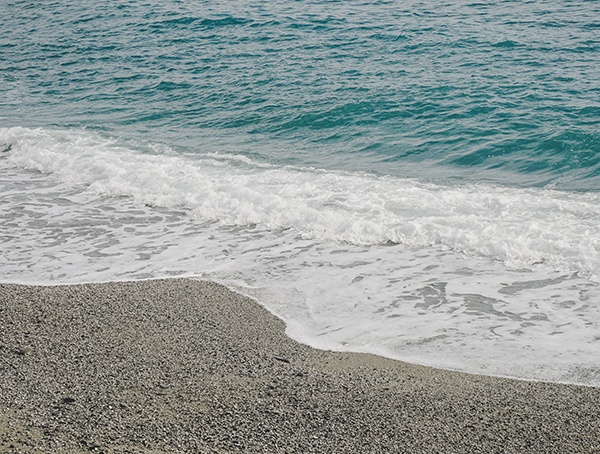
[{"x1": 2, "y1": 126, "x2": 600, "y2": 386}]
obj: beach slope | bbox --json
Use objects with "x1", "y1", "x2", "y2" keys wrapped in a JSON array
[{"x1": 1, "y1": 279, "x2": 598, "y2": 452}]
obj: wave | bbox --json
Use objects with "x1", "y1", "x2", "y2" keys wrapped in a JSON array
[
  {"x1": 3, "y1": 126, "x2": 600, "y2": 279},
  {"x1": 3, "y1": 125, "x2": 600, "y2": 386}
]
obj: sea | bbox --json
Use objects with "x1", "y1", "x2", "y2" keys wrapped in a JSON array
[{"x1": 1, "y1": 0, "x2": 599, "y2": 386}]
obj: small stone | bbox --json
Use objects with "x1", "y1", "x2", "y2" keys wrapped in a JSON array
[
  {"x1": 18, "y1": 347, "x2": 33, "y2": 355},
  {"x1": 272, "y1": 355, "x2": 290, "y2": 364}
]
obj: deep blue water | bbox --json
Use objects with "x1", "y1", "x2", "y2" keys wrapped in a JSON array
[{"x1": 2, "y1": 1, "x2": 600, "y2": 385}]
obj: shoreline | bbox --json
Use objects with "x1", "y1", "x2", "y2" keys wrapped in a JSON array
[{"x1": 1, "y1": 278, "x2": 599, "y2": 452}]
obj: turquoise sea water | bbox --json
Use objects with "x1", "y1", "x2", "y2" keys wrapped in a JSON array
[{"x1": 1, "y1": 1, "x2": 600, "y2": 385}]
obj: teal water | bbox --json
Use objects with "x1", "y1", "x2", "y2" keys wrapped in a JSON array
[
  {"x1": 2, "y1": 0, "x2": 599, "y2": 187},
  {"x1": 2, "y1": 1, "x2": 600, "y2": 385}
]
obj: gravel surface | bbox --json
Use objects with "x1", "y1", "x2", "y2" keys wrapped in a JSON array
[{"x1": 1, "y1": 279, "x2": 599, "y2": 453}]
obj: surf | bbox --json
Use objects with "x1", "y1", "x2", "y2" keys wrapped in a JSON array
[{"x1": 2, "y1": 126, "x2": 600, "y2": 386}]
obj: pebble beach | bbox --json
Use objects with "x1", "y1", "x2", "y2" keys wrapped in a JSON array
[{"x1": 1, "y1": 278, "x2": 599, "y2": 453}]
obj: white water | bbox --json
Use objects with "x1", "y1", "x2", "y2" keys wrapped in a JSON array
[{"x1": 2, "y1": 126, "x2": 600, "y2": 386}]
